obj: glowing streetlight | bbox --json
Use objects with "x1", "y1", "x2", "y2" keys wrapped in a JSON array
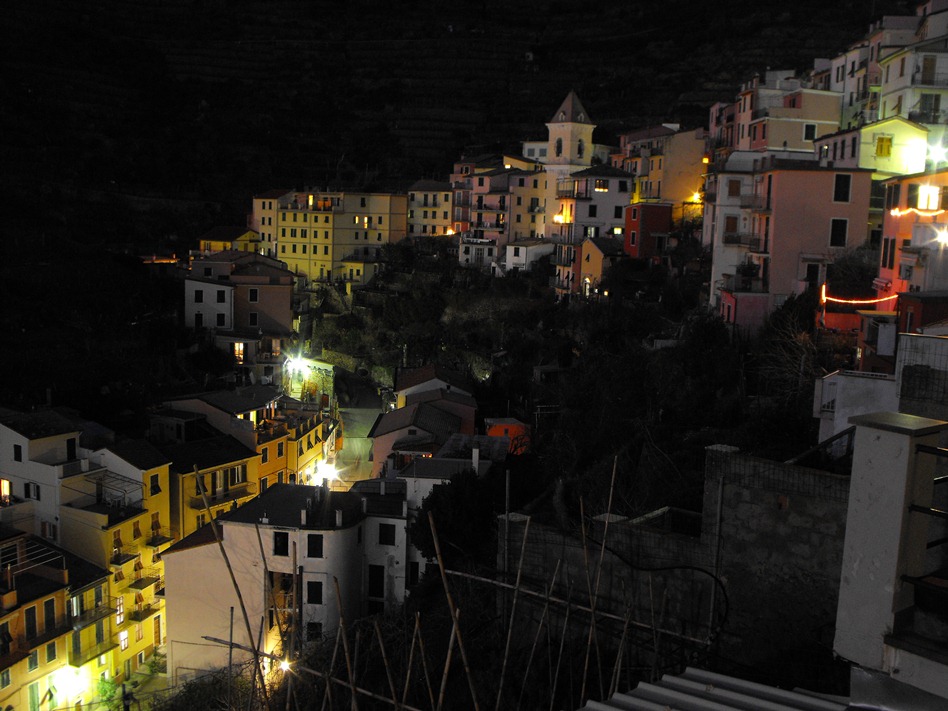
[{"x1": 279, "y1": 660, "x2": 291, "y2": 672}]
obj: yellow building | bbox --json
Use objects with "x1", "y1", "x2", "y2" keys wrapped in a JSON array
[
  {"x1": 195, "y1": 226, "x2": 262, "y2": 255},
  {"x1": 60, "y1": 439, "x2": 177, "y2": 687},
  {"x1": 0, "y1": 527, "x2": 115, "y2": 711},
  {"x1": 408, "y1": 180, "x2": 454, "y2": 237},
  {"x1": 271, "y1": 190, "x2": 408, "y2": 287}
]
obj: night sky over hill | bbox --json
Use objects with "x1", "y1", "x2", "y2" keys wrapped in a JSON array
[{"x1": 2, "y1": 0, "x2": 910, "y2": 250}]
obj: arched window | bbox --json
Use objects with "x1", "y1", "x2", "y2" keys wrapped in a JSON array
[
  {"x1": 577, "y1": 139, "x2": 585, "y2": 158},
  {"x1": 555, "y1": 138, "x2": 563, "y2": 157}
]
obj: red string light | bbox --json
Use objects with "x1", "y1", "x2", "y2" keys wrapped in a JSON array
[{"x1": 821, "y1": 283, "x2": 900, "y2": 305}]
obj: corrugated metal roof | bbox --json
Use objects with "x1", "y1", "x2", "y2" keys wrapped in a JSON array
[{"x1": 580, "y1": 667, "x2": 848, "y2": 711}]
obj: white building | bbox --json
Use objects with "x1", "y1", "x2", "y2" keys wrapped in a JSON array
[
  {"x1": 183, "y1": 278, "x2": 233, "y2": 331},
  {"x1": 504, "y1": 239, "x2": 554, "y2": 274},
  {"x1": 164, "y1": 483, "x2": 406, "y2": 683}
]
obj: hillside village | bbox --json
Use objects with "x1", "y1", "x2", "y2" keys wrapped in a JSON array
[{"x1": 6, "y1": 1, "x2": 948, "y2": 709}]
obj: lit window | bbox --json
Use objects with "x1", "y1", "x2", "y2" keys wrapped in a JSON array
[
  {"x1": 875, "y1": 135, "x2": 892, "y2": 158},
  {"x1": 28, "y1": 650, "x2": 38, "y2": 671},
  {"x1": 918, "y1": 185, "x2": 941, "y2": 210},
  {"x1": 119, "y1": 630, "x2": 129, "y2": 651},
  {"x1": 594, "y1": 179, "x2": 608, "y2": 192}
]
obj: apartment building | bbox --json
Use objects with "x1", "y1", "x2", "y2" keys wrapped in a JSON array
[{"x1": 407, "y1": 180, "x2": 453, "y2": 237}]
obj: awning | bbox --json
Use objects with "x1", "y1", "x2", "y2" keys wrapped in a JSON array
[{"x1": 872, "y1": 277, "x2": 892, "y2": 291}]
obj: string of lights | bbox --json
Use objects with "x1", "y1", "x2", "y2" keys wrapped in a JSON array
[{"x1": 820, "y1": 283, "x2": 900, "y2": 306}]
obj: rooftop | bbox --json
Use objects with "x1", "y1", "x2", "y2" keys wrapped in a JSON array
[
  {"x1": 222, "y1": 484, "x2": 364, "y2": 530},
  {"x1": 0, "y1": 409, "x2": 80, "y2": 440},
  {"x1": 159, "y1": 435, "x2": 259, "y2": 475},
  {"x1": 368, "y1": 402, "x2": 462, "y2": 442},
  {"x1": 394, "y1": 364, "x2": 472, "y2": 394},
  {"x1": 105, "y1": 439, "x2": 171, "y2": 471}
]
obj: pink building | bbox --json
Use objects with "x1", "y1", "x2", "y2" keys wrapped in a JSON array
[{"x1": 715, "y1": 155, "x2": 872, "y2": 335}]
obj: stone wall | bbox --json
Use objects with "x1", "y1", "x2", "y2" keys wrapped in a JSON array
[{"x1": 500, "y1": 444, "x2": 851, "y2": 687}]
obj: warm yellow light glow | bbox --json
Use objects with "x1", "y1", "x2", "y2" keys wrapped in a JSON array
[
  {"x1": 691, "y1": 192, "x2": 702, "y2": 203},
  {"x1": 821, "y1": 283, "x2": 900, "y2": 305},
  {"x1": 308, "y1": 194, "x2": 314, "y2": 208},
  {"x1": 280, "y1": 660, "x2": 291, "y2": 672},
  {"x1": 919, "y1": 185, "x2": 941, "y2": 210},
  {"x1": 504, "y1": 164, "x2": 512, "y2": 169},
  {"x1": 929, "y1": 144, "x2": 948, "y2": 164},
  {"x1": 553, "y1": 214, "x2": 564, "y2": 224},
  {"x1": 937, "y1": 228, "x2": 948, "y2": 245},
  {"x1": 316, "y1": 459, "x2": 337, "y2": 482},
  {"x1": 446, "y1": 228, "x2": 455, "y2": 236},
  {"x1": 702, "y1": 155, "x2": 710, "y2": 164},
  {"x1": 889, "y1": 207, "x2": 945, "y2": 217}
]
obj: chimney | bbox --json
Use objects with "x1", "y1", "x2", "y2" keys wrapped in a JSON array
[
  {"x1": 472, "y1": 446, "x2": 480, "y2": 473},
  {"x1": 335, "y1": 509, "x2": 342, "y2": 527},
  {"x1": 300, "y1": 509, "x2": 307, "y2": 527},
  {"x1": 380, "y1": 480, "x2": 386, "y2": 496}
]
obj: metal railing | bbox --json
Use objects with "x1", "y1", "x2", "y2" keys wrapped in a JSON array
[{"x1": 188, "y1": 480, "x2": 257, "y2": 510}]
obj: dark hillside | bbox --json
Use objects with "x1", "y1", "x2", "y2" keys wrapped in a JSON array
[{"x1": 2, "y1": 0, "x2": 910, "y2": 249}]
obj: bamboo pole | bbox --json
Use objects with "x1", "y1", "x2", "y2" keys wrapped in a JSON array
[
  {"x1": 374, "y1": 619, "x2": 401, "y2": 709},
  {"x1": 547, "y1": 580, "x2": 572, "y2": 711},
  {"x1": 333, "y1": 576, "x2": 360, "y2": 710},
  {"x1": 428, "y1": 512, "x2": 481, "y2": 710},
  {"x1": 254, "y1": 523, "x2": 290, "y2": 653},
  {"x1": 203, "y1": 635, "x2": 427, "y2": 711},
  {"x1": 495, "y1": 517, "x2": 531, "y2": 711},
  {"x1": 410, "y1": 613, "x2": 436, "y2": 711},
  {"x1": 436, "y1": 610, "x2": 459, "y2": 711},
  {"x1": 516, "y1": 559, "x2": 561, "y2": 711},
  {"x1": 195, "y1": 470, "x2": 271, "y2": 711},
  {"x1": 441, "y1": 568, "x2": 706, "y2": 645},
  {"x1": 320, "y1": 627, "x2": 342, "y2": 711}
]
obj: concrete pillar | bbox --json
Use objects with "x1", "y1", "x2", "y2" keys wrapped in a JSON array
[{"x1": 834, "y1": 411, "x2": 947, "y2": 671}]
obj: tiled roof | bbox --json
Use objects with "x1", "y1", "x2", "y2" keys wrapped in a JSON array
[
  {"x1": 368, "y1": 403, "x2": 462, "y2": 443},
  {"x1": 198, "y1": 226, "x2": 256, "y2": 242},
  {"x1": 394, "y1": 364, "x2": 472, "y2": 394},
  {"x1": 589, "y1": 237, "x2": 625, "y2": 256},
  {"x1": 569, "y1": 165, "x2": 634, "y2": 179},
  {"x1": 0, "y1": 409, "x2": 80, "y2": 440},
  {"x1": 159, "y1": 435, "x2": 258, "y2": 475},
  {"x1": 106, "y1": 439, "x2": 171, "y2": 471},
  {"x1": 165, "y1": 522, "x2": 221, "y2": 555},
  {"x1": 183, "y1": 385, "x2": 281, "y2": 416},
  {"x1": 223, "y1": 484, "x2": 364, "y2": 530},
  {"x1": 550, "y1": 91, "x2": 593, "y2": 125},
  {"x1": 580, "y1": 667, "x2": 849, "y2": 710}
]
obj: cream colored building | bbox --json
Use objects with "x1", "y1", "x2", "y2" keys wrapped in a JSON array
[{"x1": 407, "y1": 180, "x2": 453, "y2": 237}]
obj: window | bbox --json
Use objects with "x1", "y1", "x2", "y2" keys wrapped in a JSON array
[
  {"x1": 249, "y1": 288, "x2": 259, "y2": 303},
  {"x1": 119, "y1": 630, "x2": 128, "y2": 651},
  {"x1": 116, "y1": 596, "x2": 124, "y2": 625},
  {"x1": 24, "y1": 482, "x2": 40, "y2": 501},
  {"x1": 44, "y1": 598, "x2": 54, "y2": 631},
  {"x1": 851, "y1": 136, "x2": 858, "y2": 158},
  {"x1": 216, "y1": 289, "x2": 225, "y2": 303},
  {"x1": 588, "y1": 205, "x2": 597, "y2": 218},
  {"x1": 803, "y1": 124, "x2": 817, "y2": 141},
  {"x1": 150, "y1": 474, "x2": 161, "y2": 496},
  {"x1": 378, "y1": 523, "x2": 396, "y2": 546},
  {"x1": 27, "y1": 650, "x2": 38, "y2": 671},
  {"x1": 834, "y1": 174, "x2": 852, "y2": 202},
  {"x1": 194, "y1": 312, "x2": 203, "y2": 328},
  {"x1": 216, "y1": 313, "x2": 225, "y2": 327},
  {"x1": 261, "y1": 446, "x2": 268, "y2": 464},
  {"x1": 132, "y1": 521, "x2": 141, "y2": 539},
  {"x1": 555, "y1": 138, "x2": 563, "y2": 157},
  {"x1": 727, "y1": 180, "x2": 741, "y2": 197},
  {"x1": 273, "y1": 531, "x2": 289, "y2": 557},
  {"x1": 277, "y1": 442, "x2": 284, "y2": 458},
  {"x1": 830, "y1": 218, "x2": 848, "y2": 247},
  {"x1": 578, "y1": 139, "x2": 585, "y2": 158},
  {"x1": 513, "y1": 247, "x2": 521, "y2": 257},
  {"x1": 408, "y1": 561, "x2": 420, "y2": 587},
  {"x1": 13, "y1": 445, "x2": 21, "y2": 462},
  {"x1": 368, "y1": 564, "x2": 384, "y2": 599},
  {"x1": 136, "y1": 624, "x2": 143, "y2": 642},
  {"x1": 629, "y1": 230, "x2": 637, "y2": 245},
  {"x1": 594, "y1": 179, "x2": 608, "y2": 192},
  {"x1": 307, "y1": 533, "x2": 323, "y2": 558},
  {"x1": 918, "y1": 184, "x2": 941, "y2": 210},
  {"x1": 0, "y1": 669, "x2": 9, "y2": 689},
  {"x1": 194, "y1": 290, "x2": 204, "y2": 303},
  {"x1": 196, "y1": 513, "x2": 206, "y2": 528},
  {"x1": 876, "y1": 135, "x2": 893, "y2": 158},
  {"x1": 307, "y1": 580, "x2": 323, "y2": 604},
  {"x1": 46, "y1": 641, "x2": 56, "y2": 663},
  {"x1": 249, "y1": 312, "x2": 258, "y2": 327}
]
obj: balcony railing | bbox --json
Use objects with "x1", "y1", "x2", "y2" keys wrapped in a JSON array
[
  {"x1": 70, "y1": 599, "x2": 118, "y2": 631},
  {"x1": 553, "y1": 253, "x2": 574, "y2": 267},
  {"x1": 69, "y1": 638, "x2": 118, "y2": 668},
  {"x1": 110, "y1": 544, "x2": 138, "y2": 567},
  {"x1": 128, "y1": 603, "x2": 160, "y2": 622},
  {"x1": 127, "y1": 568, "x2": 161, "y2": 591},
  {"x1": 189, "y1": 480, "x2": 257, "y2": 510},
  {"x1": 550, "y1": 277, "x2": 573, "y2": 291},
  {"x1": 738, "y1": 193, "x2": 758, "y2": 208},
  {"x1": 911, "y1": 73, "x2": 948, "y2": 88},
  {"x1": 722, "y1": 233, "x2": 761, "y2": 250},
  {"x1": 147, "y1": 527, "x2": 174, "y2": 548},
  {"x1": 908, "y1": 110, "x2": 948, "y2": 125},
  {"x1": 721, "y1": 273, "x2": 767, "y2": 293}
]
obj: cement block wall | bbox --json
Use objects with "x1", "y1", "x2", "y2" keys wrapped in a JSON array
[{"x1": 501, "y1": 445, "x2": 851, "y2": 684}]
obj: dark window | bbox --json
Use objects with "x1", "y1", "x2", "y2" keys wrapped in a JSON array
[
  {"x1": 378, "y1": 523, "x2": 396, "y2": 546},
  {"x1": 614, "y1": 206, "x2": 623, "y2": 219},
  {"x1": 13, "y1": 445, "x2": 21, "y2": 462},
  {"x1": 307, "y1": 533, "x2": 323, "y2": 558},
  {"x1": 261, "y1": 447, "x2": 268, "y2": 464},
  {"x1": 273, "y1": 531, "x2": 289, "y2": 557},
  {"x1": 907, "y1": 183, "x2": 920, "y2": 208},
  {"x1": 307, "y1": 580, "x2": 323, "y2": 605},
  {"x1": 804, "y1": 124, "x2": 817, "y2": 141},
  {"x1": 216, "y1": 313, "x2": 225, "y2": 327},
  {"x1": 830, "y1": 219, "x2": 848, "y2": 247},
  {"x1": 44, "y1": 598, "x2": 55, "y2": 631},
  {"x1": 249, "y1": 288, "x2": 259, "y2": 303},
  {"x1": 588, "y1": 205, "x2": 597, "y2": 218},
  {"x1": 834, "y1": 174, "x2": 852, "y2": 202},
  {"x1": 46, "y1": 641, "x2": 56, "y2": 664},
  {"x1": 194, "y1": 290, "x2": 203, "y2": 303},
  {"x1": 25, "y1": 607, "x2": 37, "y2": 639},
  {"x1": 249, "y1": 312, "x2": 258, "y2": 327},
  {"x1": 216, "y1": 290, "x2": 226, "y2": 303},
  {"x1": 368, "y1": 564, "x2": 384, "y2": 598},
  {"x1": 408, "y1": 561, "x2": 420, "y2": 587}
]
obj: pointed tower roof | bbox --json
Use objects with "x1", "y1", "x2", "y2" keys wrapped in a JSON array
[{"x1": 549, "y1": 91, "x2": 593, "y2": 125}]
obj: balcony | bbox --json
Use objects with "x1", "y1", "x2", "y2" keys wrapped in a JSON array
[
  {"x1": 529, "y1": 204, "x2": 545, "y2": 213},
  {"x1": 110, "y1": 544, "x2": 138, "y2": 567},
  {"x1": 550, "y1": 277, "x2": 573, "y2": 292},
  {"x1": 189, "y1": 480, "x2": 257, "y2": 510},
  {"x1": 128, "y1": 603, "x2": 160, "y2": 622},
  {"x1": 908, "y1": 109, "x2": 948, "y2": 125},
  {"x1": 721, "y1": 272, "x2": 767, "y2": 293},
  {"x1": 127, "y1": 568, "x2": 161, "y2": 591},
  {"x1": 147, "y1": 527, "x2": 173, "y2": 548},
  {"x1": 553, "y1": 253, "x2": 574, "y2": 267},
  {"x1": 256, "y1": 421, "x2": 288, "y2": 446},
  {"x1": 70, "y1": 599, "x2": 118, "y2": 631},
  {"x1": 738, "y1": 193, "x2": 758, "y2": 209},
  {"x1": 723, "y1": 233, "x2": 761, "y2": 250},
  {"x1": 69, "y1": 638, "x2": 118, "y2": 668},
  {"x1": 911, "y1": 72, "x2": 948, "y2": 88}
]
